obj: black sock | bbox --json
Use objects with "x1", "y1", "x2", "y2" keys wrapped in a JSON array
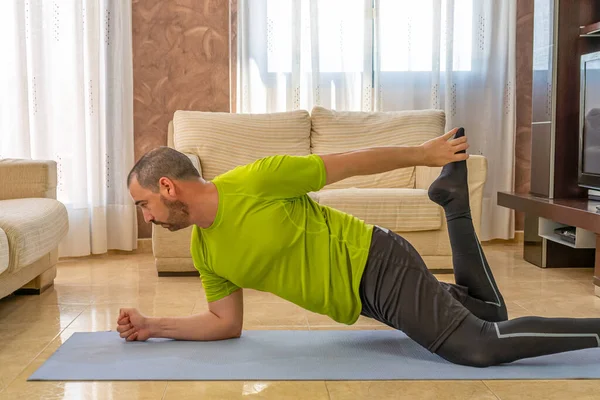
[
  {"x1": 427, "y1": 127, "x2": 470, "y2": 219},
  {"x1": 427, "y1": 128, "x2": 506, "y2": 312}
]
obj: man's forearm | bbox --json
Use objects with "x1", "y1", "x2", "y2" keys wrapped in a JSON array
[
  {"x1": 341, "y1": 146, "x2": 425, "y2": 177},
  {"x1": 352, "y1": 146, "x2": 425, "y2": 175},
  {"x1": 148, "y1": 311, "x2": 241, "y2": 341}
]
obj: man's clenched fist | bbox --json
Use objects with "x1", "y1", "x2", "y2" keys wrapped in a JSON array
[{"x1": 117, "y1": 308, "x2": 151, "y2": 342}]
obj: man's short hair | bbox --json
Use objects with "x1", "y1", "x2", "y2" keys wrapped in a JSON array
[{"x1": 128, "y1": 146, "x2": 200, "y2": 192}]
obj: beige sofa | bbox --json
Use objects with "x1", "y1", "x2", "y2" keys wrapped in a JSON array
[
  {"x1": 152, "y1": 107, "x2": 487, "y2": 275},
  {"x1": 0, "y1": 159, "x2": 69, "y2": 299}
]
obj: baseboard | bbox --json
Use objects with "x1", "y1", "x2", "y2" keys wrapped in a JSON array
[
  {"x1": 482, "y1": 231, "x2": 524, "y2": 245},
  {"x1": 104, "y1": 239, "x2": 152, "y2": 255},
  {"x1": 158, "y1": 271, "x2": 199, "y2": 277}
]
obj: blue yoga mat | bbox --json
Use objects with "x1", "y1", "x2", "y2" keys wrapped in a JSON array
[{"x1": 28, "y1": 330, "x2": 600, "y2": 381}]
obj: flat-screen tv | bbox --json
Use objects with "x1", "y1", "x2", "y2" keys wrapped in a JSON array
[{"x1": 579, "y1": 51, "x2": 600, "y2": 197}]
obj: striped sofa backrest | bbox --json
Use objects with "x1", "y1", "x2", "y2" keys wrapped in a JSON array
[
  {"x1": 173, "y1": 110, "x2": 312, "y2": 180},
  {"x1": 310, "y1": 106, "x2": 446, "y2": 189}
]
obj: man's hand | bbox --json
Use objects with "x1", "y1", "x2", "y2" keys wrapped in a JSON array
[
  {"x1": 420, "y1": 128, "x2": 469, "y2": 167},
  {"x1": 320, "y1": 127, "x2": 469, "y2": 185},
  {"x1": 117, "y1": 308, "x2": 151, "y2": 342}
]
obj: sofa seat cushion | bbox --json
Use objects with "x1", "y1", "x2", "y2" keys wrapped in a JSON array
[
  {"x1": 313, "y1": 188, "x2": 443, "y2": 232},
  {"x1": 0, "y1": 228, "x2": 8, "y2": 276},
  {"x1": 173, "y1": 110, "x2": 311, "y2": 180},
  {"x1": 310, "y1": 106, "x2": 445, "y2": 190},
  {"x1": 0, "y1": 198, "x2": 68, "y2": 273}
]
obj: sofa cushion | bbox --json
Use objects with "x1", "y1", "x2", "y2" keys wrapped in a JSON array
[
  {"x1": 313, "y1": 188, "x2": 443, "y2": 232},
  {"x1": 0, "y1": 198, "x2": 68, "y2": 273},
  {"x1": 310, "y1": 106, "x2": 445, "y2": 190},
  {"x1": 173, "y1": 110, "x2": 311, "y2": 180},
  {"x1": 0, "y1": 228, "x2": 8, "y2": 276},
  {"x1": 152, "y1": 224, "x2": 194, "y2": 259}
]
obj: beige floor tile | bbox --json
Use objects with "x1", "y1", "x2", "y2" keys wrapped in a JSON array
[
  {"x1": 0, "y1": 329, "x2": 166, "y2": 400},
  {"x1": 0, "y1": 303, "x2": 86, "y2": 328},
  {"x1": 494, "y1": 280, "x2": 592, "y2": 303},
  {"x1": 515, "y1": 295, "x2": 600, "y2": 318},
  {"x1": 243, "y1": 301, "x2": 308, "y2": 328},
  {"x1": 506, "y1": 301, "x2": 531, "y2": 319},
  {"x1": 242, "y1": 289, "x2": 289, "y2": 303},
  {"x1": 0, "y1": 295, "x2": 35, "y2": 320},
  {"x1": 309, "y1": 325, "x2": 393, "y2": 330},
  {"x1": 67, "y1": 303, "x2": 194, "y2": 332},
  {"x1": 484, "y1": 380, "x2": 600, "y2": 400},
  {"x1": 163, "y1": 381, "x2": 329, "y2": 400},
  {"x1": 327, "y1": 380, "x2": 499, "y2": 400},
  {"x1": 244, "y1": 325, "x2": 314, "y2": 330},
  {"x1": 306, "y1": 311, "x2": 387, "y2": 329}
]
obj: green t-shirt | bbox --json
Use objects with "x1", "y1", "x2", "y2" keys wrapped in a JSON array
[{"x1": 190, "y1": 154, "x2": 374, "y2": 324}]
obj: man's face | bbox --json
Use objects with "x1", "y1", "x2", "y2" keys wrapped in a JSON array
[{"x1": 129, "y1": 177, "x2": 191, "y2": 231}]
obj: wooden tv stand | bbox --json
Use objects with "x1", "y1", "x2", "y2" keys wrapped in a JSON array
[{"x1": 498, "y1": 192, "x2": 600, "y2": 294}]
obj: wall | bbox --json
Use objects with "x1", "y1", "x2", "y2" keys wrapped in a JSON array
[
  {"x1": 515, "y1": 0, "x2": 534, "y2": 231},
  {"x1": 132, "y1": 0, "x2": 230, "y2": 238}
]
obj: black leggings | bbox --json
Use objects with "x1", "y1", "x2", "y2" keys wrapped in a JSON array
[{"x1": 359, "y1": 223, "x2": 600, "y2": 368}]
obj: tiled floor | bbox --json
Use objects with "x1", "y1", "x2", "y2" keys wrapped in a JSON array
[{"x1": 1, "y1": 242, "x2": 600, "y2": 399}]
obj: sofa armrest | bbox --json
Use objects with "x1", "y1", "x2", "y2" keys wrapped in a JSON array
[
  {"x1": 0, "y1": 159, "x2": 57, "y2": 200},
  {"x1": 415, "y1": 155, "x2": 488, "y2": 234}
]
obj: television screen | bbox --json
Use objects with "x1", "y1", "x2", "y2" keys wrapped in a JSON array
[{"x1": 582, "y1": 59, "x2": 600, "y2": 176}]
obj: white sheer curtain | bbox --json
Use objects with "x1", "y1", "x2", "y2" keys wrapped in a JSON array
[
  {"x1": 237, "y1": 0, "x2": 516, "y2": 241},
  {"x1": 0, "y1": 0, "x2": 137, "y2": 257},
  {"x1": 237, "y1": 0, "x2": 374, "y2": 112}
]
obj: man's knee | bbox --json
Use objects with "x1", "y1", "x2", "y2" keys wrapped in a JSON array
[
  {"x1": 459, "y1": 346, "x2": 497, "y2": 368},
  {"x1": 485, "y1": 305, "x2": 508, "y2": 323},
  {"x1": 436, "y1": 316, "x2": 501, "y2": 367},
  {"x1": 438, "y1": 340, "x2": 498, "y2": 368}
]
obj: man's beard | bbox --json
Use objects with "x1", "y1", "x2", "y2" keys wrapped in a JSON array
[{"x1": 154, "y1": 196, "x2": 190, "y2": 231}]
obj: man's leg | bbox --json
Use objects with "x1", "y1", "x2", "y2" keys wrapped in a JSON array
[
  {"x1": 437, "y1": 313, "x2": 600, "y2": 367},
  {"x1": 427, "y1": 127, "x2": 507, "y2": 321},
  {"x1": 360, "y1": 227, "x2": 600, "y2": 368}
]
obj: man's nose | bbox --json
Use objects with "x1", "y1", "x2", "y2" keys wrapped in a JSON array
[{"x1": 142, "y1": 210, "x2": 153, "y2": 223}]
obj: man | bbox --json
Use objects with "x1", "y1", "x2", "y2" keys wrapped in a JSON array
[{"x1": 118, "y1": 128, "x2": 600, "y2": 367}]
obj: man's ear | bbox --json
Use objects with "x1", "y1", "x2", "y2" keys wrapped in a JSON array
[{"x1": 158, "y1": 177, "x2": 177, "y2": 198}]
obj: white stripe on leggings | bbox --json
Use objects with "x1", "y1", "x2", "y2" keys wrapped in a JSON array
[
  {"x1": 494, "y1": 323, "x2": 600, "y2": 346},
  {"x1": 474, "y1": 234, "x2": 502, "y2": 307}
]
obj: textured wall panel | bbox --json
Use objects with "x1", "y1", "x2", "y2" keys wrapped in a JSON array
[{"x1": 132, "y1": 0, "x2": 230, "y2": 238}]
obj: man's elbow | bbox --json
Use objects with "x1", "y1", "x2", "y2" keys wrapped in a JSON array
[{"x1": 226, "y1": 321, "x2": 243, "y2": 339}]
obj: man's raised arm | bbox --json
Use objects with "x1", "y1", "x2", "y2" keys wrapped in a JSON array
[{"x1": 319, "y1": 128, "x2": 468, "y2": 186}]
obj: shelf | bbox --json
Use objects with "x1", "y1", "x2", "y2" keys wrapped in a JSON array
[
  {"x1": 580, "y1": 21, "x2": 600, "y2": 36},
  {"x1": 539, "y1": 234, "x2": 578, "y2": 249},
  {"x1": 497, "y1": 192, "x2": 600, "y2": 234},
  {"x1": 538, "y1": 218, "x2": 596, "y2": 249}
]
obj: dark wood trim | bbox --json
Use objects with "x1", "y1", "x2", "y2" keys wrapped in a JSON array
[
  {"x1": 596, "y1": 234, "x2": 600, "y2": 285},
  {"x1": 497, "y1": 192, "x2": 600, "y2": 233},
  {"x1": 157, "y1": 271, "x2": 199, "y2": 277},
  {"x1": 580, "y1": 21, "x2": 600, "y2": 35},
  {"x1": 554, "y1": 2, "x2": 589, "y2": 198}
]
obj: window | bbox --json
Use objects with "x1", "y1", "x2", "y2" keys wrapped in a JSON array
[
  {"x1": 261, "y1": 0, "x2": 474, "y2": 74},
  {"x1": 379, "y1": 0, "x2": 473, "y2": 72}
]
